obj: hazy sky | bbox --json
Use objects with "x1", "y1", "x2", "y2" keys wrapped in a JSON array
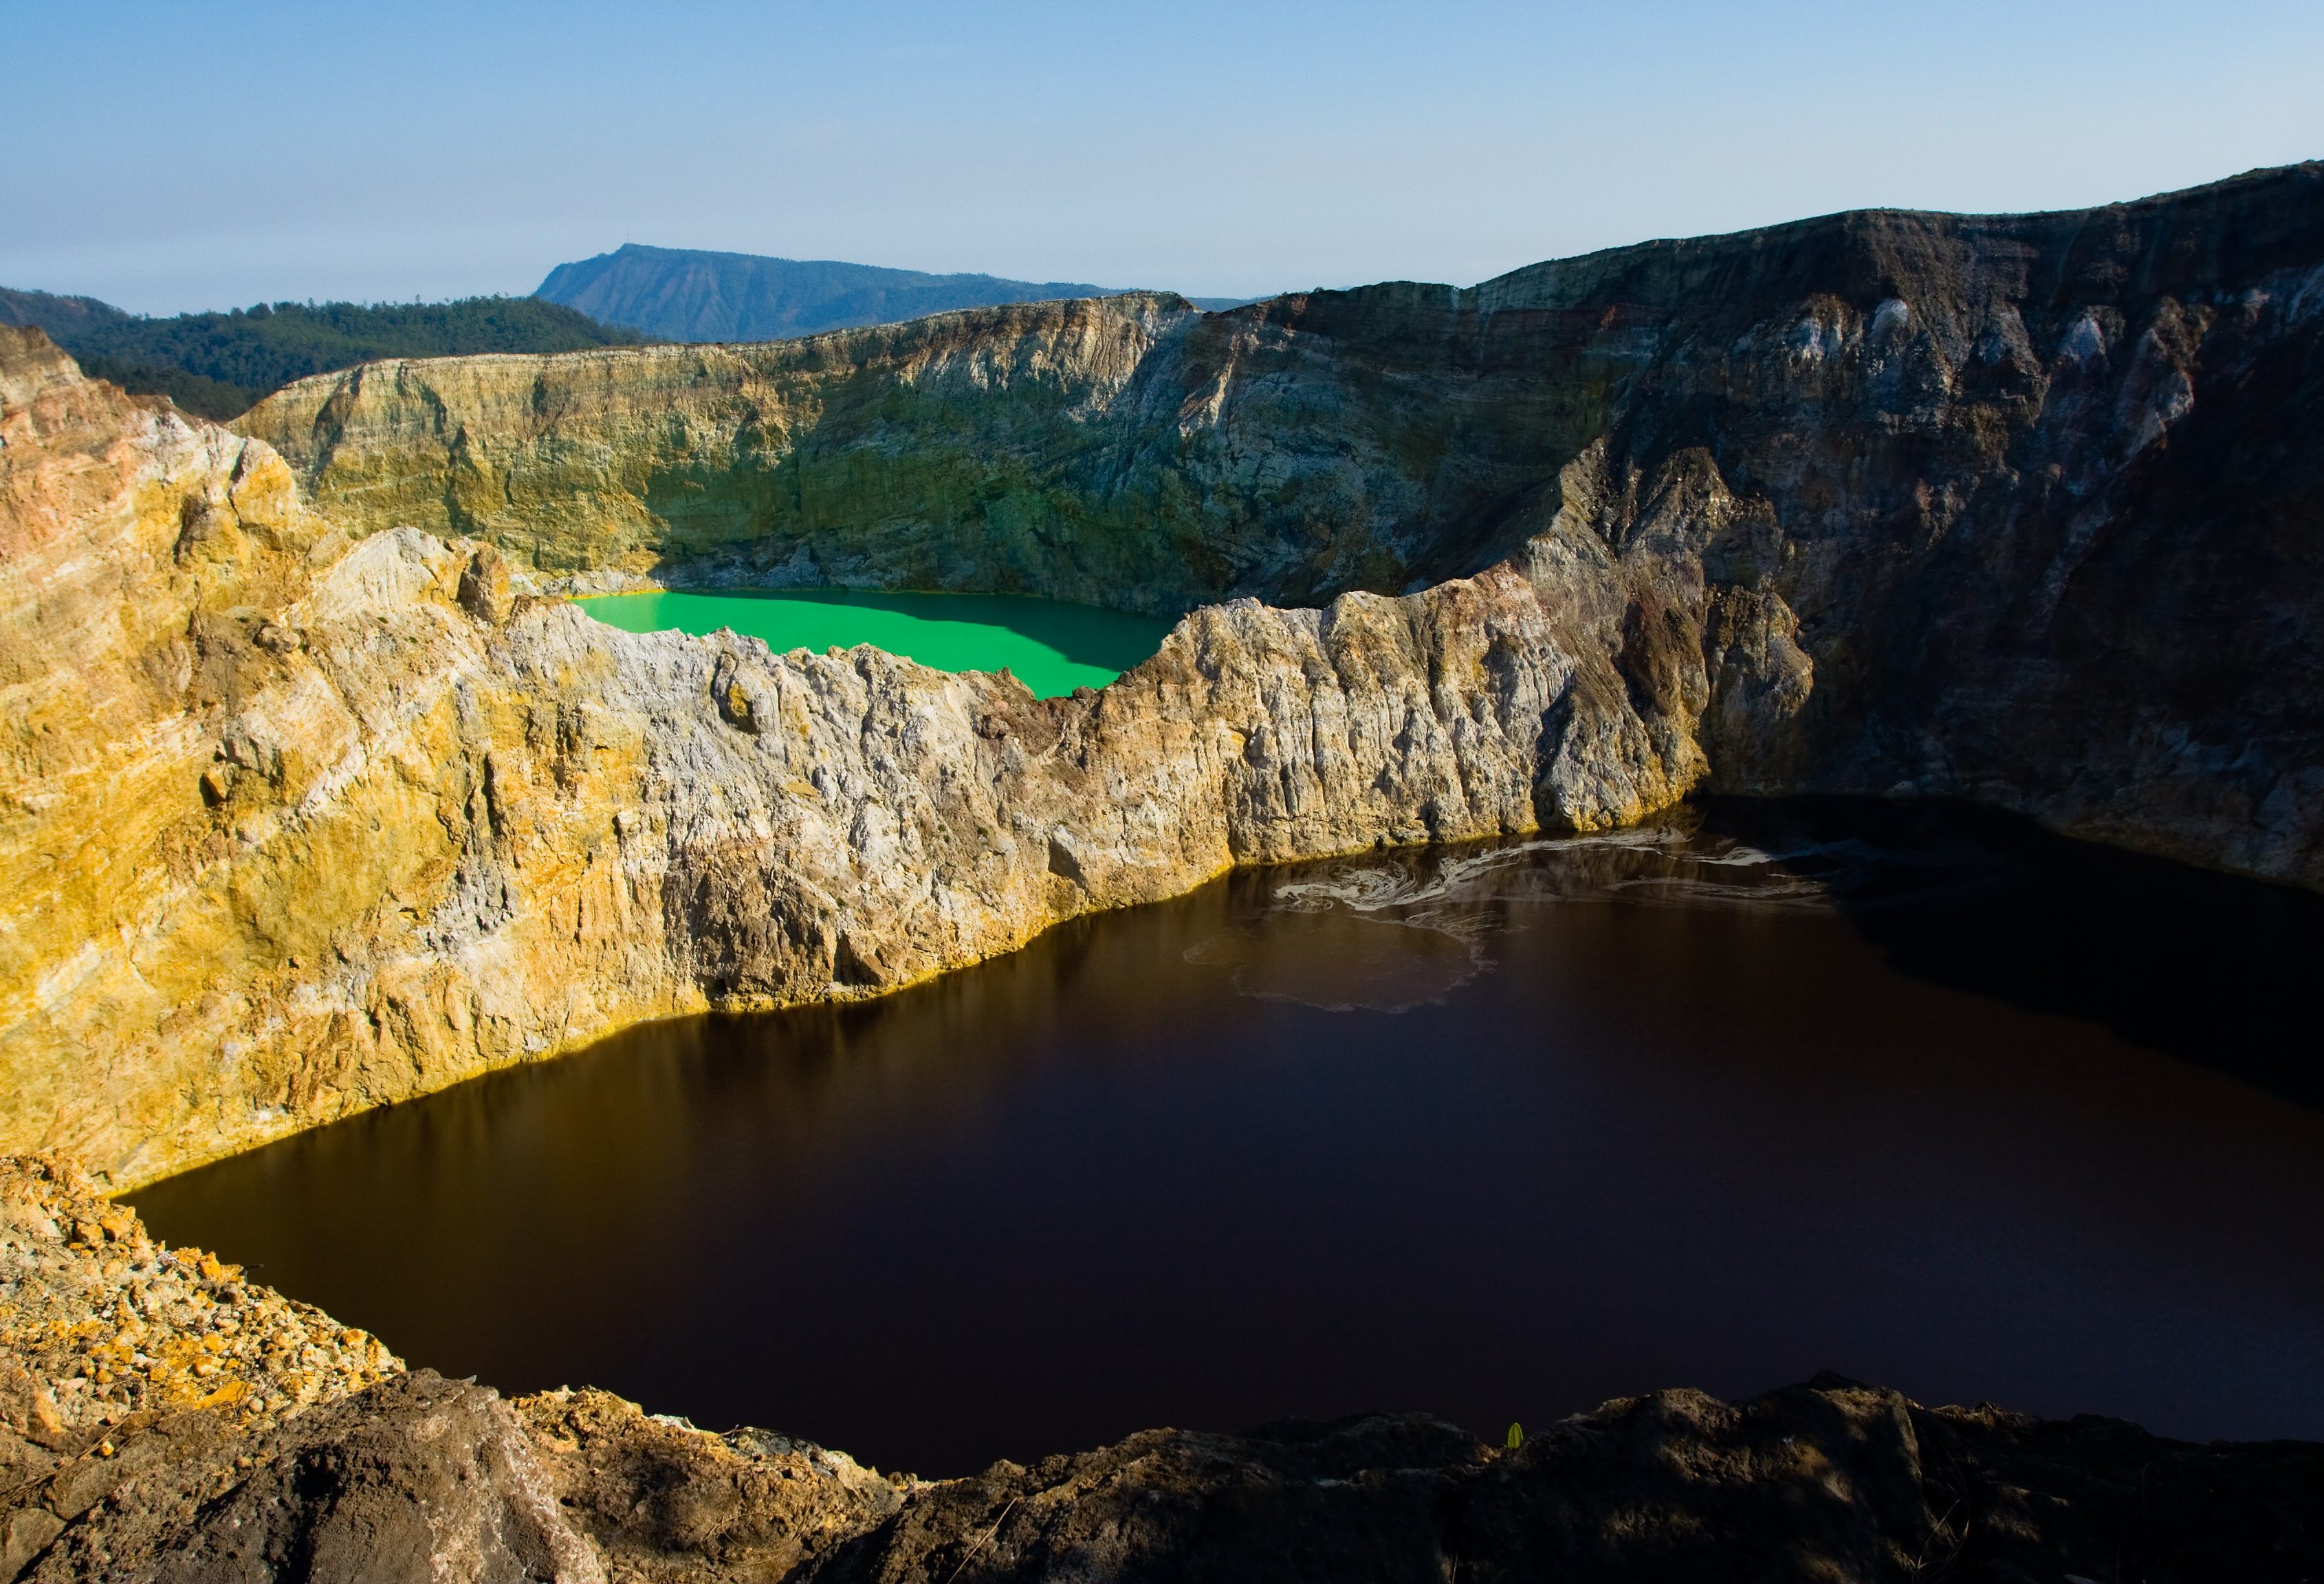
[{"x1": 6, "y1": 0, "x2": 2321, "y2": 315}]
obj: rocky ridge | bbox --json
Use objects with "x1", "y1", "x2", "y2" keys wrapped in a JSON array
[{"x1": 0, "y1": 1158, "x2": 2312, "y2": 1584}]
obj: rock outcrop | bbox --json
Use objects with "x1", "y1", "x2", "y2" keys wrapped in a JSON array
[
  {"x1": 1, "y1": 323, "x2": 1695, "y2": 1186},
  {"x1": 0, "y1": 1158, "x2": 892, "y2": 1583},
  {"x1": 243, "y1": 160, "x2": 2324, "y2": 888},
  {"x1": 1, "y1": 1160, "x2": 2312, "y2": 1584},
  {"x1": 0, "y1": 1157, "x2": 402, "y2": 1579}
]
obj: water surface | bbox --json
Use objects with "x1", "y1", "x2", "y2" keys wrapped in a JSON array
[
  {"x1": 133, "y1": 802, "x2": 2324, "y2": 1475},
  {"x1": 578, "y1": 588, "x2": 1172, "y2": 698}
]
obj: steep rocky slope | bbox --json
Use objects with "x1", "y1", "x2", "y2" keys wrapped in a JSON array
[
  {"x1": 3, "y1": 1159, "x2": 2312, "y2": 1584},
  {"x1": 244, "y1": 160, "x2": 2324, "y2": 886},
  {"x1": 1, "y1": 323, "x2": 1702, "y2": 1186}
]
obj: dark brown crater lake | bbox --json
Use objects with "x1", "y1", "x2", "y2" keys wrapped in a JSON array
[{"x1": 131, "y1": 801, "x2": 2324, "y2": 1475}]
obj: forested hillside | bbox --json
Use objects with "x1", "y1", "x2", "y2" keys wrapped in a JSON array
[{"x1": 0, "y1": 288, "x2": 648, "y2": 419}]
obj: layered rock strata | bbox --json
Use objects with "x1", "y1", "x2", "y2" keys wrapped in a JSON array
[
  {"x1": 242, "y1": 160, "x2": 2324, "y2": 888},
  {"x1": 1, "y1": 1160, "x2": 2312, "y2": 1584},
  {"x1": 1, "y1": 324, "x2": 1701, "y2": 1185}
]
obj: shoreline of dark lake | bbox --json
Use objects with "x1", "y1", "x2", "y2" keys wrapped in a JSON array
[{"x1": 131, "y1": 800, "x2": 2324, "y2": 1477}]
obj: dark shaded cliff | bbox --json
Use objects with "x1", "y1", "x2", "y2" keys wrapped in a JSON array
[{"x1": 245, "y1": 163, "x2": 2324, "y2": 886}]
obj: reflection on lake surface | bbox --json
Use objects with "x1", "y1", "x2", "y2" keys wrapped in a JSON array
[{"x1": 132, "y1": 801, "x2": 2324, "y2": 1475}]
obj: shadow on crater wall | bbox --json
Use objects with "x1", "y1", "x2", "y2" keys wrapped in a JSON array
[{"x1": 1700, "y1": 797, "x2": 2324, "y2": 1110}]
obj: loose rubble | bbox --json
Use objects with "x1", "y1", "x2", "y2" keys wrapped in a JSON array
[{"x1": 0, "y1": 1158, "x2": 397, "y2": 1447}]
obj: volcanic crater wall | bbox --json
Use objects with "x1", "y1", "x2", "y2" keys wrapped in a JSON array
[
  {"x1": 0, "y1": 324, "x2": 1697, "y2": 1187},
  {"x1": 243, "y1": 160, "x2": 2324, "y2": 884},
  {"x1": 4, "y1": 162, "x2": 2322, "y2": 1186}
]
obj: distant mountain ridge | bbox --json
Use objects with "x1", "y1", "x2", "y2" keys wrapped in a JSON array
[
  {"x1": 534, "y1": 243, "x2": 1251, "y2": 342},
  {"x1": 0, "y1": 287, "x2": 645, "y2": 419}
]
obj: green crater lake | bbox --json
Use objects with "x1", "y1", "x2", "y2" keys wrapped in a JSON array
[{"x1": 578, "y1": 589, "x2": 1172, "y2": 699}]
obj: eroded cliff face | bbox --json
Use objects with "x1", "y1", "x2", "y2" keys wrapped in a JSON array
[
  {"x1": 2, "y1": 323, "x2": 1708, "y2": 1187},
  {"x1": 241, "y1": 161, "x2": 2324, "y2": 886}
]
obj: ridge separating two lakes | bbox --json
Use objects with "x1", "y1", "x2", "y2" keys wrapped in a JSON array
[{"x1": 575, "y1": 587, "x2": 1174, "y2": 698}]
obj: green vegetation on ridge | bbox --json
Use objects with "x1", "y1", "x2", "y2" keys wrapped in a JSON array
[{"x1": 0, "y1": 287, "x2": 650, "y2": 420}]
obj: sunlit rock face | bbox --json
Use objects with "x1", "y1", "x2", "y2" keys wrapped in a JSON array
[
  {"x1": 1, "y1": 322, "x2": 1684, "y2": 1187},
  {"x1": 5, "y1": 162, "x2": 2323, "y2": 1183}
]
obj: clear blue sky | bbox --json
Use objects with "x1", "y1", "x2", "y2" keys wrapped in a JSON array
[{"x1": 6, "y1": 0, "x2": 2320, "y2": 315}]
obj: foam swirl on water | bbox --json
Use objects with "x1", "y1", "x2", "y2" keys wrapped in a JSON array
[{"x1": 1186, "y1": 824, "x2": 1867, "y2": 1011}]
